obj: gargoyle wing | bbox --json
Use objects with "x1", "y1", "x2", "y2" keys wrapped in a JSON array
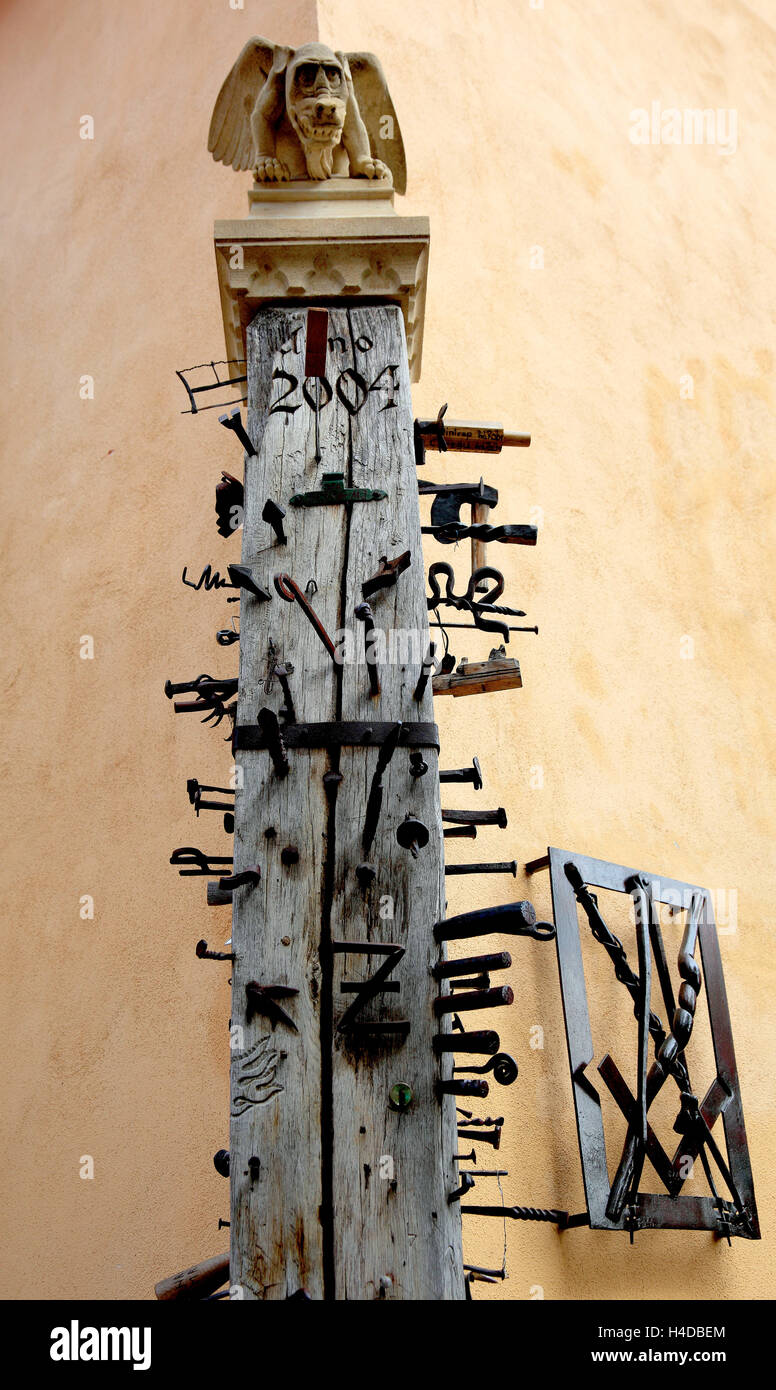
[
  {"x1": 208, "y1": 37, "x2": 281, "y2": 171},
  {"x1": 345, "y1": 52, "x2": 407, "y2": 195}
]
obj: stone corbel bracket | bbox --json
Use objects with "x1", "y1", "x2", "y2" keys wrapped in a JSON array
[{"x1": 213, "y1": 213, "x2": 430, "y2": 383}]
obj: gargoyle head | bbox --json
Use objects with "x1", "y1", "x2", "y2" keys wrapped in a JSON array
[{"x1": 285, "y1": 44, "x2": 349, "y2": 180}]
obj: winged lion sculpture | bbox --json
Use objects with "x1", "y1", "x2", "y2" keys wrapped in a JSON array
[{"x1": 208, "y1": 38, "x2": 406, "y2": 192}]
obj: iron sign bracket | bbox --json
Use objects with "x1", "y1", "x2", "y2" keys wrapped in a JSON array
[{"x1": 544, "y1": 846, "x2": 759, "y2": 1239}]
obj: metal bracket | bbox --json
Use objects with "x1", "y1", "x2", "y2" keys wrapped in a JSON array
[
  {"x1": 234, "y1": 720, "x2": 440, "y2": 753},
  {"x1": 289, "y1": 472, "x2": 387, "y2": 508}
]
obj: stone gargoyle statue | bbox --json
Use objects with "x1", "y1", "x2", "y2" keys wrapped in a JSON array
[{"x1": 208, "y1": 39, "x2": 406, "y2": 193}]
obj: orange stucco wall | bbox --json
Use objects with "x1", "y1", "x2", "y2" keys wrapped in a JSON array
[{"x1": 1, "y1": 0, "x2": 773, "y2": 1299}]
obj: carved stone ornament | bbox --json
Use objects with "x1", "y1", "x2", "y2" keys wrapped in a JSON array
[{"x1": 209, "y1": 39, "x2": 406, "y2": 192}]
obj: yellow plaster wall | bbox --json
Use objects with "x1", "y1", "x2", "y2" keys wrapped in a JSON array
[{"x1": 0, "y1": 0, "x2": 773, "y2": 1299}]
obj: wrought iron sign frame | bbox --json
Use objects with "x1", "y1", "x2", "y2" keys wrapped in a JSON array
[{"x1": 546, "y1": 847, "x2": 759, "y2": 1240}]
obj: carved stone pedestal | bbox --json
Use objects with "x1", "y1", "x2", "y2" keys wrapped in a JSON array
[{"x1": 214, "y1": 186, "x2": 429, "y2": 382}]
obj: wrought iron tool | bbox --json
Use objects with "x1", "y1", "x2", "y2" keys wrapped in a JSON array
[
  {"x1": 170, "y1": 847, "x2": 233, "y2": 877},
  {"x1": 413, "y1": 642, "x2": 436, "y2": 703},
  {"x1": 454, "y1": 1054, "x2": 518, "y2": 1086},
  {"x1": 219, "y1": 407, "x2": 256, "y2": 457},
  {"x1": 414, "y1": 403, "x2": 531, "y2": 466},
  {"x1": 442, "y1": 808, "x2": 507, "y2": 828},
  {"x1": 361, "y1": 721, "x2": 404, "y2": 856},
  {"x1": 434, "y1": 952, "x2": 512, "y2": 979},
  {"x1": 262, "y1": 498, "x2": 287, "y2": 544},
  {"x1": 176, "y1": 359, "x2": 246, "y2": 416},
  {"x1": 227, "y1": 565, "x2": 272, "y2": 602},
  {"x1": 355, "y1": 602, "x2": 380, "y2": 696},
  {"x1": 434, "y1": 901, "x2": 555, "y2": 943},
  {"x1": 439, "y1": 757, "x2": 483, "y2": 790},
  {"x1": 215, "y1": 472, "x2": 244, "y2": 537},
  {"x1": 273, "y1": 573, "x2": 337, "y2": 661},
  {"x1": 361, "y1": 551, "x2": 411, "y2": 599},
  {"x1": 433, "y1": 1030, "x2": 501, "y2": 1055},
  {"x1": 445, "y1": 861, "x2": 518, "y2": 877}
]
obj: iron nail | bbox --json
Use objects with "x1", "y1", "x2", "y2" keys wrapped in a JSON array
[
  {"x1": 439, "y1": 757, "x2": 483, "y2": 790},
  {"x1": 524, "y1": 854, "x2": 550, "y2": 875},
  {"x1": 456, "y1": 1125, "x2": 503, "y2": 1150},
  {"x1": 448, "y1": 1172, "x2": 477, "y2": 1203},
  {"x1": 441, "y1": 807, "x2": 507, "y2": 828},
  {"x1": 433, "y1": 952, "x2": 511, "y2": 980},
  {"x1": 355, "y1": 602, "x2": 380, "y2": 697},
  {"x1": 435, "y1": 986, "x2": 514, "y2": 1016},
  {"x1": 433, "y1": 1030, "x2": 501, "y2": 1056},
  {"x1": 445, "y1": 860, "x2": 518, "y2": 877},
  {"x1": 196, "y1": 939, "x2": 235, "y2": 961},
  {"x1": 463, "y1": 1264, "x2": 507, "y2": 1280},
  {"x1": 280, "y1": 845, "x2": 300, "y2": 866},
  {"x1": 450, "y1": 974, "x2": 491, "y2": 992},
  {"x1": 413, "y1": 641, "x2": 436, "y2": 703},
  {"x1": 439, "y1": 1079, "x2": 490, "y2": 1098}
]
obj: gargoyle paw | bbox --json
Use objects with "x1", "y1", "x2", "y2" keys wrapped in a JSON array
[
  {"x1": 351, "y1": 156, "x2": 391, "y2": 182},
  {"x1": 254, "y1": 156, "x2": 290, "y2": 183}
]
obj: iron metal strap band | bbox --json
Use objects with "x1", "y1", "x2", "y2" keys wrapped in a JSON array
[{"x1": 234, "y1": 720, "x2": 440, "y2": 753}]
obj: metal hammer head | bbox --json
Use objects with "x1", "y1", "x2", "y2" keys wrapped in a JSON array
[{"x1": 429, "y1": 479, "x2": 498, "y2": 530}]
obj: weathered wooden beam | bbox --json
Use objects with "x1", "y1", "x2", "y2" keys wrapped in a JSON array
[{"x1": 228, "y1": 304, "x2": 464, "y2": 1300}]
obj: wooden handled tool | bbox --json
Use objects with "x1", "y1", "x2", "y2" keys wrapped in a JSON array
[{"x1": 154, "y1": 1251, "x2": 230, "y2": 1301}]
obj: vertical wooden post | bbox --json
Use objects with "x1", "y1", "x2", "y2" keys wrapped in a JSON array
[{"x1": 228, "y1": 303, "x2": 465, "y2": 1300}]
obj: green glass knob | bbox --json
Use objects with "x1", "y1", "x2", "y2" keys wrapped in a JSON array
[{"x1": 388, "y1": 1082, "x2": 413, "y2": 1112}]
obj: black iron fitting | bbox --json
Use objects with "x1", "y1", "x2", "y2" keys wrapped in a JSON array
[
  {"x1": 434, "y1": 952, "x2": 512, "y2": 979},
  {"x1": 445, "y1": 861, "x2": 518, "y2": 877},
  {"x1": 219, "y1": 407, "x2": 256, "y2": 457},
  {"x1": 433, "y1": 1030, "x2": 501, "y2": 1056},
  {"x1": 435, "y1": 986, "x2": 514, "y2": 1017},
  {"x1": 434, "y1": 901, "x2": 555, "y2": 943},
  {"x1": 235, "y1": 720, "x2": 440, "y2": 754},
  {"x1": 262, "y1": 498, "x2": 287, "y2": 544},
  {"x1": 439, "y1": 757, "x2": 483, "y2": 790},
  {"x1": 441, "y1": 808, "x2": 507, "y2": 828}
]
